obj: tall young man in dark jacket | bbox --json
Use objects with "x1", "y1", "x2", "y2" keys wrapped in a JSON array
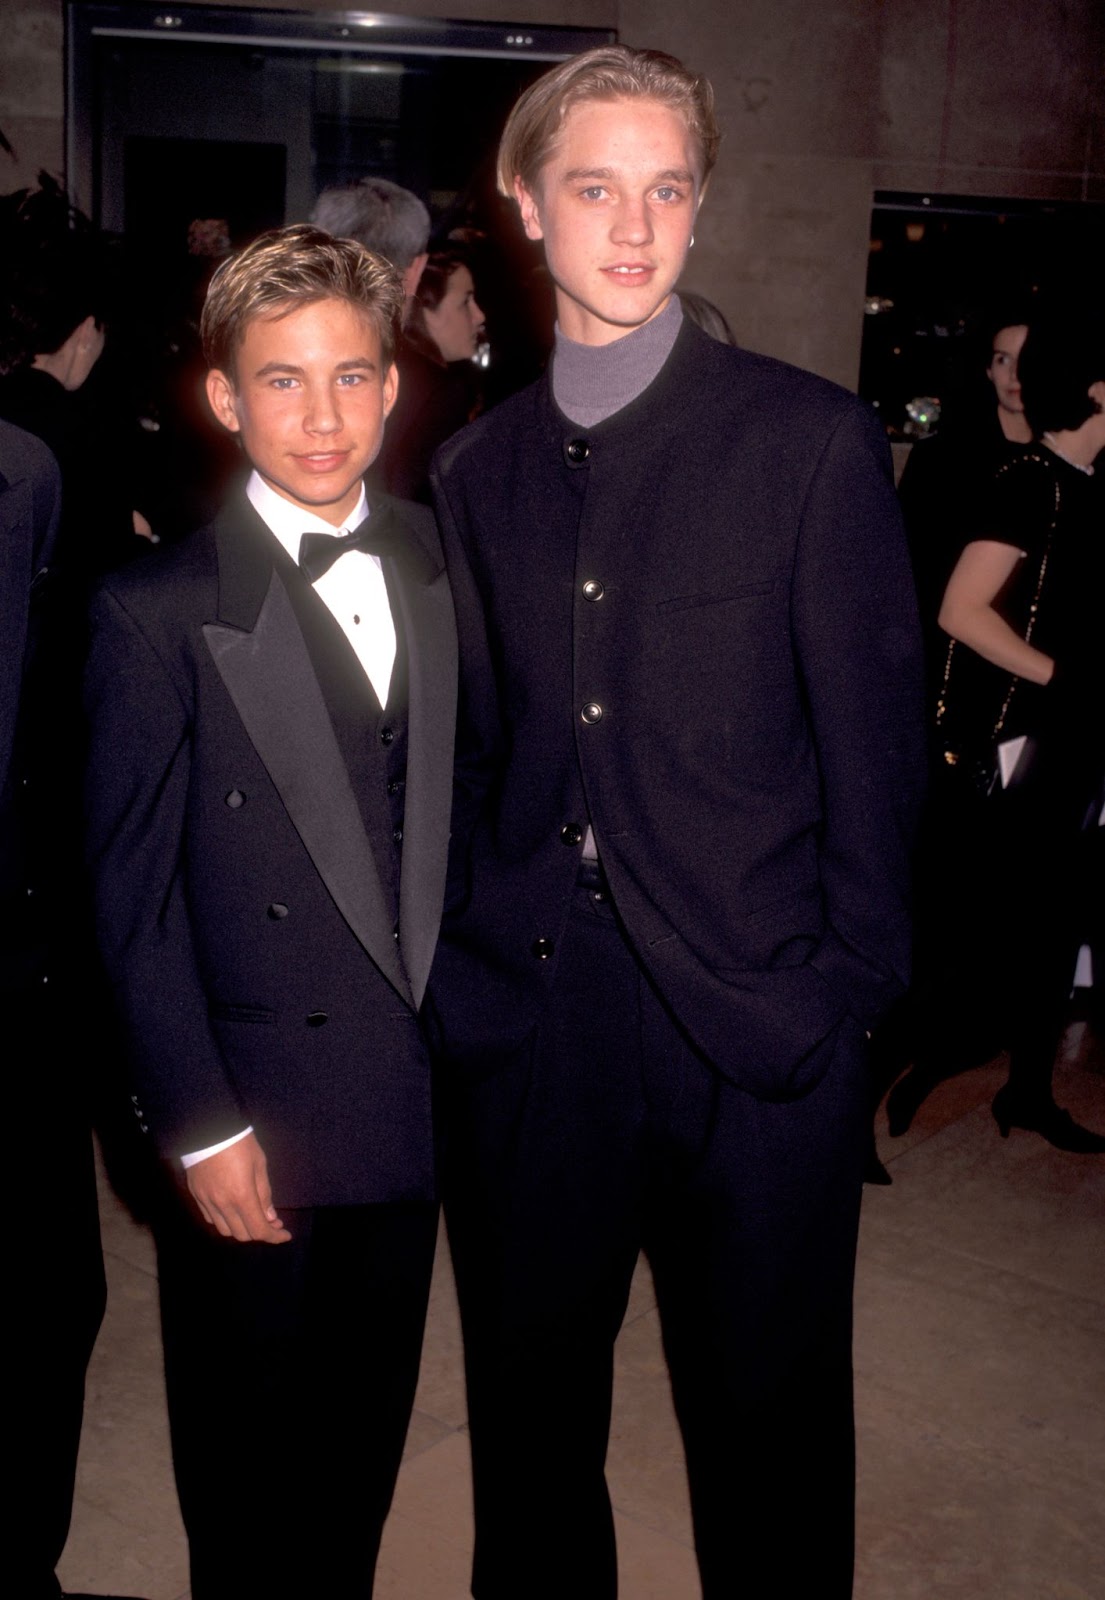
[{"x1": 429, "y1": 46, "x2": 925, "y2": 1599}]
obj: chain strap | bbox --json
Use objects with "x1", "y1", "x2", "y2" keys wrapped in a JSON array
[{"x1": 936, "y1": 451, "x2": 1061, "y2": 764}]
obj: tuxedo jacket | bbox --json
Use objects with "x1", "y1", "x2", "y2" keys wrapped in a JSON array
[
  {"x1": 429, "y1": 318, "x2": 926, "y2": 1100},
  {"x1": 84, "y1": 492, "x2": 456, "y2": 1207}
]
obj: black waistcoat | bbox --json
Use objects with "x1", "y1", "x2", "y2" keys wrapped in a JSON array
[{"x1": 274, "y1": 542, "x2": 409, "y2": 916}]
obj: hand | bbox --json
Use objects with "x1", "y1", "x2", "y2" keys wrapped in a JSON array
[{"x1": 186, "y1": 1132, "x2": 291, "y2": 1244}]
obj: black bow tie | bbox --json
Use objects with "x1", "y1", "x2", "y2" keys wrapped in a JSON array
[{"x1": 298, "y1": 515, "x2": 408, "y2": 584}]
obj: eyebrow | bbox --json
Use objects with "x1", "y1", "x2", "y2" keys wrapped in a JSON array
[
  {"x1": 560, "y1": 166, "x2": 696, "y2": 186},
  {"x1": 252, "y1": 357, "x2": 379, "y2": 378}
]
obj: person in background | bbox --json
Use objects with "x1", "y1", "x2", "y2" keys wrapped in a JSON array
[
  {"x1": 889, "y1": 314, "x2": 1104, "y2": 1153},
  {"x1": 313, "y1": 177, "x2": 472, "y2": 502},
  {"x1": 0, "y1": 178, "x2": 155, "y2": 572},
  {"x1": 868, "y1": 310, "x2": 1037, "y2": 1158},
  {"x1": 679, "y1": 289, "x2": 737, "y2": 345},
  {"x1": 897, "y1": 310, "x2": 1034, "y2": 663},
  {"x1": 3, "y1": 418, "x2": 148, "y2": 1600},
  {"x1": 409, "y1": 247, "x2": 487, "y2": 366}
]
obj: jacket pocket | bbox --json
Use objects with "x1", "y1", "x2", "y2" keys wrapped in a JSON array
[{"x1": 208, "y1": 1001, "x2": 276, "y2": 1025}]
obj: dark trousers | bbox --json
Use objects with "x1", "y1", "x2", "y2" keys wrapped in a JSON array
[
  {"x1": 10, "y1": 994, "x2": 107, "y2": 1600},
  {"x1": 156, "y1": 1191, "x2": 438, "y2": 1599},
  {"x1": 443, "y1": 883, "x2": 869, "y2": 1599}
]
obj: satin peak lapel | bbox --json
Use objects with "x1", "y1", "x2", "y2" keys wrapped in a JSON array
[
  {"x1": 202, "y1": 568, "x2": 413, "y2": 1006},
  {"x1": 389, "y1": 541, "x2": 457, "y2": 1010}
]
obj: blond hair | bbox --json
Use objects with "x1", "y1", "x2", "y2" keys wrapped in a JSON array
[
  {"x1": 201, "y1": 224, "x2": 404, "y2": 381},
  {"x1": 497, "y1": 46, "x2": 720, "y2": 198}
]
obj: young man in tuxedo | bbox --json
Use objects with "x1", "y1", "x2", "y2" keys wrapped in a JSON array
[
  {"x1": 428, "y1": 47, "x2": 925, "y2": 1599},
  {"x1": 84, "y1": 226, "x2": 456, "y2": 1598}
]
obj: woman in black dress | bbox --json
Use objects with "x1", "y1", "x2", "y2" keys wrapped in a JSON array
[{"x1": 890, "y1": 316, "x2": 1105, "y2": 1152}]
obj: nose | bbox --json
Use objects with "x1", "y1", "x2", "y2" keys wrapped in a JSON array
[
  {"x1": 610, "y1": 195, "x2": 653, "y2": 247},
  {"x1": 470, "y1": 299, "x2": 485, "y2": 331},
  {"x1": 305, "y1": 383, "x2": 341, "y2": 436}
]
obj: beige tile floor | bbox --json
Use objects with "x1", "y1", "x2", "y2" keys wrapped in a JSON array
[{"x1": 59, "y1": 1026, "x2": 1105, "y2": 1600}]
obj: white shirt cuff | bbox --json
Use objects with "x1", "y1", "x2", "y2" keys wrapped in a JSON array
[{"x1": 180, "y1": 1126, "x2": 254, "y2": 1168}]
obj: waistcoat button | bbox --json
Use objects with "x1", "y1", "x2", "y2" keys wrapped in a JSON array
[
  {"x1": 560, "y1": 823, "x2": 583, "y2": 846},
  {"x1": 531, "y1": 937, "x2": 555, "y2": 959}
]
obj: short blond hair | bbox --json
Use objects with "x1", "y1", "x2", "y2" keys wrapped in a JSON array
[
  {"x1": 201, "y1": 224, "x2": 404, "y2": 381},
  {"x1": 497, "y1": 46, "x2": 720, "y2": 198}
]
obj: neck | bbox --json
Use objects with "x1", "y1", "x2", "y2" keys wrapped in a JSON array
[
  {"x1": 998, "y1": 408, "x2": 1032, "y2": 444},
  {"x1": 1042, "y1": 427, "x2": 1098, "y2": 470},
  {"x1": 552, "y1": 296, "x2": 684, "y2": 428}
]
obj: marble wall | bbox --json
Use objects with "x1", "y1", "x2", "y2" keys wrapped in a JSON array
[{"x1": 2, "y1": 0, "x2": 1101, "y2": 385}]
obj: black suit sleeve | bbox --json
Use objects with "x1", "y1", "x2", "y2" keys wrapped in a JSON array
[
  {"x1": 84, "y1": 585, "x2": 247, "y2": 1155},
  {"x1": 792, "y1": 401, "x2": 926, "y2": 1029}
]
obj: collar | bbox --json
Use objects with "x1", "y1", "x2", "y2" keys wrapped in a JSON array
[{"x1": 245, "y1": 470, "x2": 370, "y2": 561}]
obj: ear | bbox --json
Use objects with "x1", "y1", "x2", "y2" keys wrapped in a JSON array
[
  {"x1": 514, "y1": 176, "x2": 544, "y2": 242},
  {"x1": 383, "y1": 361, "x2": 399, "y2": 418},
  {"x1": 205, "y1": 368, "x2": 241, "y2": 434},
  {"x1": 1088, "y1": 378, "x2": 1105, "y2": 412},
  {"x1": 402, "y1": 253, "x2": 428, "y2": 300}
]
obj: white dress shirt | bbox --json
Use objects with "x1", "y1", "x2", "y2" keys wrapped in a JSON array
[{"x1": 181, "y1": 471, "x2": 396, "y2": 1169}]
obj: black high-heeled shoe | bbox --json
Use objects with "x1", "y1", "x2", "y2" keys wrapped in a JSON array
[{"x1": 991, "y1": 1085, "x2": 1105, "y2": 1153}]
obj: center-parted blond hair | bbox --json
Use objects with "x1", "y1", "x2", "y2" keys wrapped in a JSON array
[
  {"x1": 201, "y1": 224, "x2": 404, "y2": 382},
  {"x1": 496, "y1": 46, "x2": 721, "y2": 199}
]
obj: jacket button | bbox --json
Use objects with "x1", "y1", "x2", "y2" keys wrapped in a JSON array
[
  {"x1": 564, "y1": 438, "x2": 590, "y2": 466},
  {"x1": 267, "y1": 903, "x2": 289, "y2": 920},
  {"x1": 306, "y1": 1011, "x2": 329, "y2": 1026},
  {"x1": 560, "y1": 823, "x2": 583, "y2": 846},
  {"x1": 531, "y1": 938, "x2": 554, "y2": 960},
  {"x1": 392, "y1": 827, "x2": 403, "y2": 844},
  {"x1": 580, "y1": 702, "x2": 603, "y2": 724},
  {"x1": 225, "y1": 789, "x2": 246, "y2": 808},
  {"x1": 582, "y1": 579, "x2": 605, "y2": 602},
  {"x1": 387, "y1": 779, "x2": 401, "y2": 795},
  {"x1": 380, "y1": 727, "x2": 394, "y2": 745}
]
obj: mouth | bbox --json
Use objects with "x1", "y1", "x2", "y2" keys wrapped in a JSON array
[
  {"x1": 294, "y1": 451, "x2": 351, "y2": 474},
  {"x1": 601, "y1": 263, "x2": 655, "y2": 281}
]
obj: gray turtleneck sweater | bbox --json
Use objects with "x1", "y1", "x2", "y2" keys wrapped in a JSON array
[{"x1": 552, "y1": 295, "x2": 684, "y2": 427}]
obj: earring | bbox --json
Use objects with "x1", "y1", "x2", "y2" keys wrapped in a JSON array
[{"x1": 690, "y1": 233, "x2": 695, "y2": 248}]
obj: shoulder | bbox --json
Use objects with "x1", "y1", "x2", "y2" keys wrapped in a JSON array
[
  {"x1": 688, "y1": 332, "x2": 880, "y2": 444},
  {"x1": 92, "y1": 521, "x2": 219, "y2": 626},
  {"x1": 373, "y1": 490, "x2": 441, "y2": 560},
  {"x1": 0, "y1": 416, "x2": 60, "y2": 494}
]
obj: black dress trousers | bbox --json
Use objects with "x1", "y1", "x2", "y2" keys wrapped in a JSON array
[
  {"x1": 155, "y1": 1191, "x2": 438, "y2": 1599},
  {"x1": 443, "y1": 881, "x2": 869, "y2": 1600}
]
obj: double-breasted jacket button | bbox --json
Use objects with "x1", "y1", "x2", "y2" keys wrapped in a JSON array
[
  {"x1": 581, "y1": 579, "x2": 605, "y2": 602},
  {"x1": 564, "y1": 438, "x2": 590, "y2": 467},
  {"x1": 531, "y1": 937, "x2": 555, "y2": 960},
  {"x1": 580, "y1": 702, "x2": 603, "y2": 724},
  {"x1": 225, "y1": 789, "x2": 246, "y2": 809},
  {"x1": 306, "y1": 1010, "x2": 329, "y2": 1027},
  {"x1": 267, "y1": 903, "x2": 289, "y2": 920},
  {"x1": 560, "y1": 823, "x2": 583, "y2": 846},
  {"x1": 380, "y1": 727, "x2": 395, "y2": 745}
]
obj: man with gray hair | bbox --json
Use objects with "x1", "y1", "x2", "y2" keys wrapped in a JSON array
[
  {"x1": 312, "y1": 176, "x2": 430, "y2": 301},
  {"x1": 312, "y1": 176, "x2": 470, "y2": 504}
]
